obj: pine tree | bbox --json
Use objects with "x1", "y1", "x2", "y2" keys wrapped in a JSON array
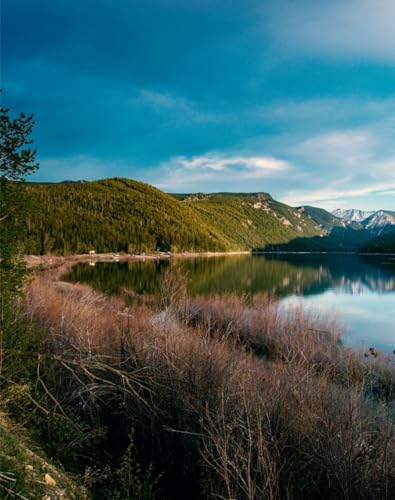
[{"x1": 0, "y1": 98, "x2": 39, "y2": 345}]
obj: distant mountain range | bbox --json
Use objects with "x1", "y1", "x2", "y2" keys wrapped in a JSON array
[
  {"x1": 24, "y1": 178, "x2": 395, "y2": 255},
  {"x1": 332, "y1": 208, "x2": 395, "y2": 236},
  {"x1": 332, "y1": 208, "x2": 374, "y2": 223}
]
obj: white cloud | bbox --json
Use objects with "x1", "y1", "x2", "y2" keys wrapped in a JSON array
[
  {"x1": 295, "y1": 130, "x2": 375, "y2": 168},
  {"x1": 276, "y1": 119, "x2": 395, "y2": 210},
  {"x1": 174, "y1": 154, "x2": 289, "y2": 172},
  {"x1": 266, "y1": 0, "x2": 395, "y2": 61},
  {"x1": 282, "y1": 182, "x2": 395, "y2": 208},
  {"x1": 156, "y1": 153, "x2": 291, "y2": 190}
]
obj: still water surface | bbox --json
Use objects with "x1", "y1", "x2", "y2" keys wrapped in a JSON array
[{"x1": 64, "y1": 254, "x2": 395, "y2": 354}]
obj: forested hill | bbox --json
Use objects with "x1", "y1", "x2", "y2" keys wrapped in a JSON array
[
  {"x1": 359, "y1": 232, "x2": 395, "y2": 254},
  {"x1": 24, "y1": 178, "x2": 323, "y2": 254},
  {"x1": 25, "y1": 178, "x2": 230, "y2": 254}
]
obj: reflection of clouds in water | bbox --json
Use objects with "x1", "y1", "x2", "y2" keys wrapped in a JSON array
[
  {"x1": 65, "y1": 255, "x2": 395, "y2": 351},
  {"x1": 279, "y1": 291, "x2": 395, "y2": 352},
  {"x1": 279, "y1": 295, "x2": 340, "y2": 322},
  {"x1": 333, "y1": 277, "x2": 395, "y2": 295}
]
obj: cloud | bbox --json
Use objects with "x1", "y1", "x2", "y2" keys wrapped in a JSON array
[
  {"x1": 128, "y1": 89, "x2": 225, "y2": 125},
  {"x1": 287, "y1": 118, "x2": 395, "y2": 179},
  {"x1": 295, "y1": 130, "x2": 374, "y2": 168},
  {"x1": 266, "y1": 0, "x2": 395, "y2": 61},
  {"x1": 133, "y1": 90, "x2": 192, "y2": 111},
  {"x1": 155, "y1": 153, "x2": 291, "y2": 190},
  {"x1": 275, "y1": 118, "x2": 395, "y2": 209},
  {"x1": 262, "y1": 97, "x2": 395, "y2": 128},
  {"x1": 173, "y1": 154, "x2": 289, "y2": 172},
  {"x1": 282, "y1": 182, "x2": 395, "y2": 208}
]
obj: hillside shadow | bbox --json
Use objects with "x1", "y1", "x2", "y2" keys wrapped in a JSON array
[{"x1": 253, "y1": 226, "x2": 372, "y2": 253}]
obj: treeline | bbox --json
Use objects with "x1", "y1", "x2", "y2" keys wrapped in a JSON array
[
  {"x1": 189, "y1": 194, "x2": 320, "y2": 249},
  {"x1": 359, "y1": 232, "x2": 395, "y2": 253},
  {"x1": 24, "y1": 179, "x2": 322, "y2": 255},
  {"x1": 25, "y1": 178, "x2": 232, "y2": 254}
]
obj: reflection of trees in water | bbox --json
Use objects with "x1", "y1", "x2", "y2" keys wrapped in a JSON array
[
  {"x1": 64, "y1": 259, "x2": 169, "y2": 295},
  {"x1": 63, "y1": 255, "x2": 395, "y2": 297}
]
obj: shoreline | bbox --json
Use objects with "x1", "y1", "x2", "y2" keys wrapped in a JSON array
[
  {"x1": 25, "y1": 250, "x2": 251, "y2": 268},
  {"x1": 25, "y1": 249, "x2": 395, "y2": 269}
]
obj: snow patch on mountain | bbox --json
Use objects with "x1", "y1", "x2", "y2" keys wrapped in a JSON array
[
  {"x1": 363, "y1": 211, "x2": 395, "y2": 233},
  {"x1": 332, "y1": 208, "x2": 395, "y2": 236},
  {"x1": 332, "y1": 208, "x2": 374, "y2": 222}
]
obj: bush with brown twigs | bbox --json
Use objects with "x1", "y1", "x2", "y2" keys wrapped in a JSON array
[{"x1": 2, "y1": 270, "x2": 393, "y2": 499}]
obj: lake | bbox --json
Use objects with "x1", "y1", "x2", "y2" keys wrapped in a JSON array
[{"x1": 64, "y1": 254, "x2": 395, "y2": 354}]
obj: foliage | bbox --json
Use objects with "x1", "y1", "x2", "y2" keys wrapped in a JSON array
[
  {"x1": 0, "y1": 413, "x2": 87, "y2": 499},
  {"x1": 190, "y1": 194, "x2": 320, "y2": 249},
  {"x1": 0, "y1": 103, "x2": 38, "y2": 260},
  {"x1": 114, "y1": 429, "x2": 160, "y2": 500},
  {"x1": 0, "y1": 102, "x2": 88, "y2": 500},
  {"x1": 0, "y1": 102, "x2": 38, "y2": 346},
  {"x1": 298, "y1": 205, "x2": 347, "y2": 230},
  {"x1": 20, "y1": 273, "x2": 395, "y2": 499},
  {"x1": 261, "y1": 226, "x2": 373, "y2": 252},
  {"x1": 0, "y1": 103, "x2": 40, "y2": 434},
  {"x1": 24, "y1": 178, "x2": 231, "y2": 254},
  {"x1": 359, "y1": 232, "x2": 395, "y2": 253},
  {"x1": 23, "y1": 180, "x2": 325, "y2": 254},
  {"x1": 64, "y1": 253, "x2": 391, "y2": 299}
]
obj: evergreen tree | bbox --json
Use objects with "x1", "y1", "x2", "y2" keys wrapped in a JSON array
[{"x1": 0, "y1": 98, "x2": 38, "y2": 347}]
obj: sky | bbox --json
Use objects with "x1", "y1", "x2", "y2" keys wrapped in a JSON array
[{"x1": 2, "y1": 0, "x2": 395, "y2": 210}]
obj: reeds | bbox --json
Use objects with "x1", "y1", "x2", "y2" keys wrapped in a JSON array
[{"x1": 12, "y1": 273, "x2": 395, "y2": 499}]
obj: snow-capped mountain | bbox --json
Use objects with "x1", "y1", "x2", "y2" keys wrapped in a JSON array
[
  {"x1": 332, "y1": 208, "x2": 374, "y2": 222},
  {"x1": 363, "y1": 210, "x2": 395, "y2": 235},
  {"x1": 333, "y1": 208, "x2": 395, "y2": 235}
]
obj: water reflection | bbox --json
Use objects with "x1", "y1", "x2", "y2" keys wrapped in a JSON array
[
  {"x1": 64, "y1": 254, "x2": 395, "y2": 352},
  {"x1": 64, "y1": 254, "x2": 395, "y2": 297}
]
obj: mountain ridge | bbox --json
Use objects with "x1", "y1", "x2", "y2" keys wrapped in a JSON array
[
  {"x1": 332, "y1": 208, "x2": 374, "y2": 222},
  {"x1": 332, "y1": 208, "x2": 395, "y2": 236},
  {"x1": 24, "y1": 179, "x2": 395, "y2": 255}
]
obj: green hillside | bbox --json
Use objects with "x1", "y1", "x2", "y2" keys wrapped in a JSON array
[
  {"x1": 24, "y1": 179, "x2": 324, "y2": 255},
  {"x1": 25, "y1": 178, "x2": 231, "y2": 254},
  {"x1": 186, "y1": 194, "x2": 321, "y2": 249},
  {"x1": 298, "y1": 205, "x2": 345, "y2": 231}
]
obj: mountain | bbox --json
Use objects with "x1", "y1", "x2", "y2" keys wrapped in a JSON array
[
  {"x1": 180, "y1": 193, "x2": 321, "y2": 250},
  {"x1": 297, "y1": 206, "x2": 349, "y2": 233},
  {"x1": 24, "y1": 179, "x2": 322, "y2": 255},
  {"x1": 333, "y1": 208, "x2": 395, "y2": 236},
  {"x1": 23, "y1": 179, "x2": 395, "y2": 255},
  {"x1": 363, "y1": 210, "x2": 395, "y2": 235},
  {"x1": 332, "y1": 208, "x2": 374, "y2": 222},
  {"x1": 25, "y1": 178, "x2": 231, "y2": 254}
]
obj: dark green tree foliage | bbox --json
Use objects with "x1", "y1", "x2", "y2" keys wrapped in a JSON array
[
  {"x1": 190, "y1": 194, "x2": 320, "y2": 249},
  {"x1": 24, "y1": 183, "x2": 324, "y2": 255},
  {"x1": 0, "y1": 102, "x2": 38, "y2": 350},
  {"x1": 1, "y1": 106, "x2": 38, "y2": 261},
  {"x1": 359, "y1": 232, "x2": 395, "y2": 253},
  {"x1": 24, "y1": 179, "x2": 232, "y2": 254}
]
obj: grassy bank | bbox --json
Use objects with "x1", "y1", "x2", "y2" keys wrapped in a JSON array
[
  {"x1": 0, "y1": 413, "x2": 87, "y2": 499},
  {"x1": 2, "y1": 268, "x2": 394, "y2": 498}
]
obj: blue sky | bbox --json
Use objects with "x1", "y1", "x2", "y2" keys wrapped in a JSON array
[{"x1": 2, "y1": 0, "x2": 395, "y2": 210}]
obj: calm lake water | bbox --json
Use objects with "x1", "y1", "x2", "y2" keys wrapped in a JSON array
[{"x1": 64, "y1": 254, "x2": 395, "y2": 354}]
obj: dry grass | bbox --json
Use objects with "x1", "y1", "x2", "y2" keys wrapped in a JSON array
[{"x1": 13, "y1": 272, "x2": 395, "y2": 499}]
